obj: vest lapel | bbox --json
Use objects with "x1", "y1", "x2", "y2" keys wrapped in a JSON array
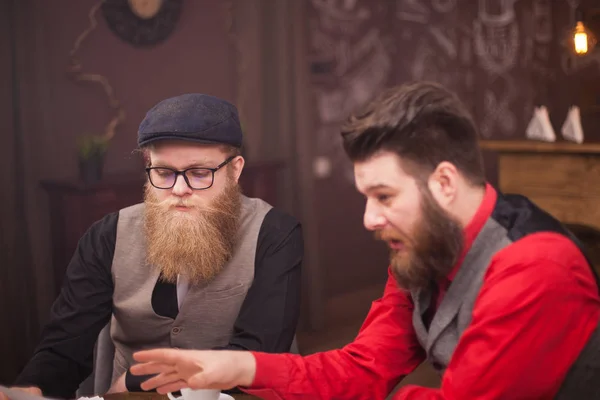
[
  {"x1": 411, "y1": 286, "x2": 431, "y2": 348},
  {"x1": 425, "y1": 218, "x2": 509, "y2": 353}
]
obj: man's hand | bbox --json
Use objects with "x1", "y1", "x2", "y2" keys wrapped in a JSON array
[
  {"x1": 107, "y1": 372, "x2": 127, "y2": 394},
  {"x1": 0, "y1": 386, "x2": 42, "y2": 400},
  {"x1": 131, "y1": 349, "x2": 256, "y2": 394}
]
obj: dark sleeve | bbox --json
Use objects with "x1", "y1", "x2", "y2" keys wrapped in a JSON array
[
  {"x1": 220, "y1": 207, "x2": 303, "y2": 352},
  {"x1": 14, "y1": 213, "x2": 117, "y2": 399}
]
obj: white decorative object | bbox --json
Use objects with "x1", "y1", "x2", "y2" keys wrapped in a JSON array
[
  {"x1": 561, "y1": 106, "x2": 584, "y2": 144},
  {"x1": 525, "y1": 106, "x2": 556, "y2": 142}
]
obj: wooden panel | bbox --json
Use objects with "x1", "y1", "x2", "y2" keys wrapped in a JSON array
[
  {"x1": 481, "y1": 140, "x2": 600, "y2": 154},
  {"x1": 496, "y1": 152, "x2": 600, "y2": 230},
  {"x1": 498, "y1": 153, "x2": 600, "y2": 198}
]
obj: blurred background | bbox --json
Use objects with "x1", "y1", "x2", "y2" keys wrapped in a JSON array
[{"x1": 1, "y1": 0, "x2": 599, "y2": 391}]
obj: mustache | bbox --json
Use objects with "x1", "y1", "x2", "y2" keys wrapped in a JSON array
[
  {"x1": 145, "y1": 193, "x2": 239, "y2": 218},
  {"x1": 147, "y1": 196, "x2": 198, "y2": 210},
  {"x1": 375, "y1": 229, "x2": 409, "y2": 244}
]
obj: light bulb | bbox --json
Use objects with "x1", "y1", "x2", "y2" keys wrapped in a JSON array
[{"x1": 574, "y1": 21, "x2": 589, "y2": 54}]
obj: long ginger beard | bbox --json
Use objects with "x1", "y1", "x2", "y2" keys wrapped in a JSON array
[
  {"x1": 143, "y1": 178, "x2": 242, "y2": 285},
  {"x1": 376, "y1": 186, "x2": 464, "y2": 292}
]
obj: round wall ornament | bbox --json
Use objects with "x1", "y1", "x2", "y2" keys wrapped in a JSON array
[{"x1": 101, "y1": 0, "x2": 183, "y2": 47}]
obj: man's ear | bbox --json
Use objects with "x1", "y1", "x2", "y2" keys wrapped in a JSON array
[
  {"x1": 427, "y1": 161, "x2": 459, "y2": 209},
  {"x1": 231, "y1": 156, "x2": 245, "y2": 182}
]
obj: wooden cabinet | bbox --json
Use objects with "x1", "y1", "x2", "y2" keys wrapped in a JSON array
[{"x1": 41, "y1": 162, "x2": 283, "y2": 296}]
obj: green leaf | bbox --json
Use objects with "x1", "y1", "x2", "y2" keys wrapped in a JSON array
[{"x1": 77, "y1": 134, "x2": 110, "y2": 160}]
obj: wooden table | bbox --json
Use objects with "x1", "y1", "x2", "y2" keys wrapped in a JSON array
[{"x1": 104, "y1": 392, "x2": 259, "y2": 400}]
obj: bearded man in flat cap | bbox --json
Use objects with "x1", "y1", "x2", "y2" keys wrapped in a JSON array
[{"x1": 5, "y1": 94, "x2": 303, "y2": 399}]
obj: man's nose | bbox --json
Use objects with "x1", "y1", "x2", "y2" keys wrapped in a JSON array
[
  {"x1": 171, "y1": 174, "x2": 193, "y2": 196},
  {"x1": 363, "y1": 200, "x2": 387, "y2": 231}
]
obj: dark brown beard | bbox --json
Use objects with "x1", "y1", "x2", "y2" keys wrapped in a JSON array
[
  {"x1": 378, "y1": 187, "x2": 464, "y2": 292},
  {"x1": 143, "y1": 179, "x2": 241, "y2": 285}
]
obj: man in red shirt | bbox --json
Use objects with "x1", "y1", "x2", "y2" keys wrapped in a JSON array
[{"x1": 130, "y1": 82, "x2": 600, "y2": 399}]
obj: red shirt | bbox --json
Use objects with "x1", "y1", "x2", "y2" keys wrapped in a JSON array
[{"x1": 244, "y1": 185, "x2": 600, "y2": 399}]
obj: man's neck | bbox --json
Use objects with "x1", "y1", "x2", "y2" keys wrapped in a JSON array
[{"x1": 455, "y1": 184, "x2": 487, "y2": 228}]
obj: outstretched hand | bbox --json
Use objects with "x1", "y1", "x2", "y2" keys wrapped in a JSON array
[{"x1": 131, "y1": 349, "x2": 257, "y2": 394}]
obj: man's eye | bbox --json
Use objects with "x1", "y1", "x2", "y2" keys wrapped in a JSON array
[
  {"x1": 190, "y1": 170, "x2": 211, "y2": 178},
  {"x1": 377, "y1": 194, "x2": 391, "y2": 203},
  {"x1": 155, "y1": 169, "x2": 172, "y2": 176}
]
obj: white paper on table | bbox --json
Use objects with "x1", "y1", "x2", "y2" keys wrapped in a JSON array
[
  {"x1": 561, "y1": 105, "x2": 584, "y2": 144},
  {"x1": 525, "y1": 106, "x2": 556, "y2": 142},
  {"x1": 0, "y1": 386, "x2": 104, "y2": 400}
]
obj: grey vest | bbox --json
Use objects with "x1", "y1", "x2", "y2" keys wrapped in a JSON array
[
  {"x1": 410, "y1": 217, "x2": 512, "y2": 374},
  {"x1": 109, "y1": 196, "x2": 272, "y2": 380}
]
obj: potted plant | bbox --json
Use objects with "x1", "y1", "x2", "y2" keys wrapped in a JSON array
[{"x1": 77, "y1": 133, "x2": 110, "y2": 185}]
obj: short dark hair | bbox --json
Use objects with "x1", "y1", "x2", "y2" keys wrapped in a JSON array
[{"x1": 341, "y1": 81, "x2": 485, "y2": 186}]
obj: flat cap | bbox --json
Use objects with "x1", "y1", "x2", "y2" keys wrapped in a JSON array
[{"x1": 137, "y1": 93, "x2": 242, "y2": 148}]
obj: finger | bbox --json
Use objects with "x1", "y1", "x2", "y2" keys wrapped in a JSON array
[
  {"x1": 155, "y1": 380, "x2": 188, "y2": 395},
  {"x1": 134, "y1": 348, "x2": 182, "y2": 364},
  {"x1": 140, "y1": 371, "x2": 181, "y2": 391},
  {"x1": 131, "y1": 361, "x2": 174, "y2": 376}
]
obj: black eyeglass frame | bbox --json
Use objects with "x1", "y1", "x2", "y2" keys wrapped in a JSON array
[{"x1": 145, "y1": 156, "x2": 236, "y2": 190}]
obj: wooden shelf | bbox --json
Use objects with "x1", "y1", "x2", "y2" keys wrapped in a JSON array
[{"x1": 479, "y1": 140, "x2": 600, "y2": 154}]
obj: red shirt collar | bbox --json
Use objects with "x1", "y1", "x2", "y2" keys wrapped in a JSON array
[{"x1": 446, "y1": 183, "x2": 497, "y2": 282}]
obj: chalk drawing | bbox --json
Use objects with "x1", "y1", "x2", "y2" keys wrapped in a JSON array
[
  {"x1": 532, "y1": 0, "x2": 552, "y2": 44},
  {"x1": 480, "y1": 75, "x2": 518, "y2": 138},
  {"x1": 473, "y1": 0, "x2": 520, "y2": 75},
  {"x1": 410, "y1": 24, "x2": 462, "y2": 91},
  {"x1": 428, "y1": 26, "x2": 458, "y2": 58},
  {"x1": 310, "y1": 23, "x2": 337, "y2": 59},
  {"x1": 412, "y1": 39, "x2": 458, "y2": 91},
  {"x1": 335, "y1": 28, "x2": 382, "y2": 77},
  {"x1": 461, "y1": 34, "x2": 473, "y2": 64},
  {"x1": 312, "y1": 0, "x2": 370, "y2": 35},
  {"x1": 315, "y1": 39, "x2": 392, "y2": 123},
  {"x1": 396, "y1": 0, "x2": 429, "y2": 23},
  {"x1": 460, "y1": 34, "x2": 475, "y2": 91},
  {"x1": 431, "y1": 0, "x2": 457, "y2": 14},
  {"x1": 309, "y1": 2, "x2": 392, "y2": 185}
]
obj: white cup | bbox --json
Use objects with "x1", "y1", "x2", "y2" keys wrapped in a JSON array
[{"x1": 167, "y1": 388, "x2": 221, "y2": 400}]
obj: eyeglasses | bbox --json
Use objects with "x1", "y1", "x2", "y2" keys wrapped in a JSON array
[{"x1": 146, "y1": 156, "x2": 235, "y2": 190}]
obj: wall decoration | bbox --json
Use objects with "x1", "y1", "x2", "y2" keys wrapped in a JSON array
[
  {"x1": 309, "y1": 0, "x2": 393, "y2": 181},
  {"x1": 67, "y1": 0, "x2": 125, "y2": 184},
  {"x1": 101, "y1": 0, "x2": 183, "y2": 48}
]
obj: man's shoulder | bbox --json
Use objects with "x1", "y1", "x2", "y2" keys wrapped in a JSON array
[
  {"x1": 117, "y1": 202, "x2": 145, "y2": 218},
  {"x1": 87, "y1": 211, "x2": 120, "y2": 237},
  {"x1": 241, "y1": 196, "x2": 299, "y2": 229},
  {"x1": 489, "y1": 232, "x2": 590, "y2": 281},
  {"x1": 253, "y1": 205, "x2": 302, "y2": 254},
  {"x1": 261, "y1": 206, "x2": 301, "y2": 234}
]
